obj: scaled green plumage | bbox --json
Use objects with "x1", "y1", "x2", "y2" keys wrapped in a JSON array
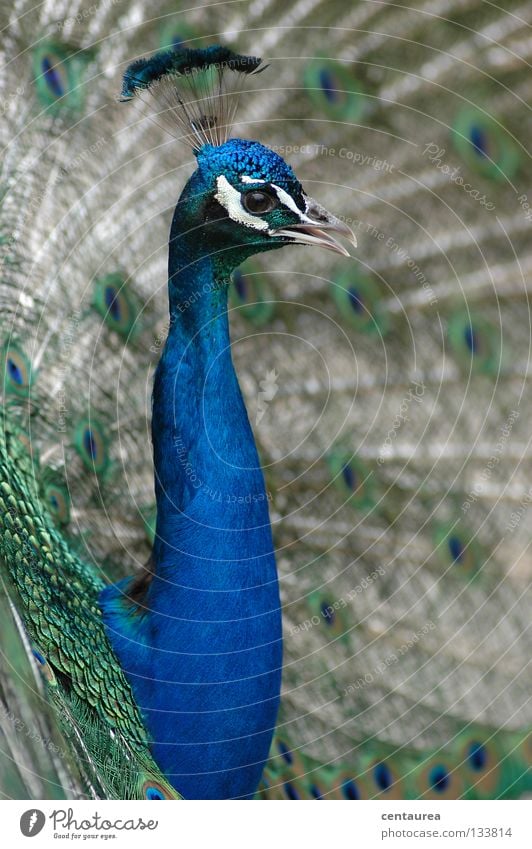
[{"x1": 0, "y1": 415, "x2": 179, "y2": 799}]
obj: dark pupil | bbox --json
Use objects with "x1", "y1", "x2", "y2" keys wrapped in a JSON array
[
  {"x1": 105, "y1": 286, "x2": 121, "y2": 321},
  {"x1": 42, "y1": 56, "x2": 65, "y2": 97},
  {"x1": 84, "y1": 429, "x2": 97, "y2": 459},
  {"x1": 7, "y1": 358, "x2": 24, "y2": 385},
  {"x1": 245, "y1": 191, "x2": 273, "y2": 214}
]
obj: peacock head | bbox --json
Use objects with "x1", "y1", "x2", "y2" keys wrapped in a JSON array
[
  {"x1": 187, "y1": 137, "x2": 355, "y2": 259},
  {"x1": 121, "y1": 46, "x2": 355, "y2": 263}
]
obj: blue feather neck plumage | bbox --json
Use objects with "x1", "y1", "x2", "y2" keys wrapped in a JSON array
[{"x1": 101, "y1": 169, "x2": 282, "y2": 800}]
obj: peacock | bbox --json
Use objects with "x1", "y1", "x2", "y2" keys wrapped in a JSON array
[{"x1": 0, "y1": 0, "x2": 531, "y2": 802}]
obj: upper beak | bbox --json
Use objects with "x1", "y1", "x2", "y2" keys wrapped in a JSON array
[{"x1": 272, "y1": 198, "x2": 357, "y2": 257}]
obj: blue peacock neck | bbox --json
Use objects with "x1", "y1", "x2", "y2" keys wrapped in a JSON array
[
  {"x1": 101, "y1": 169, "x2": 283, "y2": 800},
  {"x1": 151, "y1": 172, "x2": 275, "y2": 584}
]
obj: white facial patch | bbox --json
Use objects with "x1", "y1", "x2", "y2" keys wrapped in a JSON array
[{"x1": 215, "y1": 175, "x2": 269, "y2": 231}]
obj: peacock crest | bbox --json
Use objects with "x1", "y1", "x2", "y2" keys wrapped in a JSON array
[{"x1": 120, "y1": 45, "x2": 266, "y2": 149}]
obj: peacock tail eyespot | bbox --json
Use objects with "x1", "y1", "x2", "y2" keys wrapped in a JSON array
[
  {"x1": 307, "y1": 590, "x2": 349, "y2": 641},
  {"x1": 230, "y1": 264, "x2": 275, "y2": 326},
  {"x1": 43, "y1": 481, "x2": 71, "y2": 526},
  {"x1": 309, "y1": 783, "x2": 325, "y2": 799},
  {"x1": 361, "y1": 756, "x2": 404, "y2": 799},
  {"x1": 233, "y1": 269, "x2": 247, "y2": 299},
  {"x1": 261, "y1": 772, "x2": 309, "y2": 799},
  {"x1": 8, "y1": 356, "x2": 25, "y2": 384},
  {"x1": 373, "y1": 761, "x2": 393, "y2": 792},
  {"x1": 464, "y1": 324, "x2": 478, "y2": 354},
  {"x1": 330, "y1": 769, "x2": 372, "y2": 800},
  {"x1": 331, "y1": 268, "x2": 387, "y2": 335},
  {"x1": 449, "y1": 535, "x2": 467, "y2": 566},
  {"x1": 327, "y1": 450, "x2": 376, "y2": 512},
  {"x1": 468, "y1": 741, "x2": 487, "y2": 771},
  {"x1": 270, "y1": 737, "x2": 307, "y2": 779},
  {"x1": 73, "y1": 418, "x2": 109, "y2": 474},
  {"x1": 319, "y1": 68, "x2": 340, "y2": 105},
  {"x1": 348, "y1": 287, "x2": 364, "y2": 314},
  {"x1": 454, "y1": 733, "x2": 503, "y2": 797},
  {"x1": 1, "y1": 343, "x2": 34, "y2": 397},
  {"x1": 142, "y1": 779, "x2": 174, "y2": 800},
  {"x1": 145, "y1": 786, "x2": 165, "y2": 800},
  {"x1": 304, "y1": 59, "x2": 368, "y2": 122},
  {"x1": 283, "y1": 781, "x2": 301, "y2": 800},
  {"x1": 93, "y1": 273, "x2": 139, "y2": 338},
  {"x1": 415, "y1": 755, "x2": 464, "y2": 800},
  {"x1": 342, "y1": 462, "x2": 357, "y2": 490},
  {"x1": 277, "y1": 739, "x2": 293, "y2": 765},
  {"x1": 452, "y1": 107, "x2": 521, "y2": 182},
  {"x1": 320, "y1": 600, "x2": 336, "y2": 626},
  {"x1": 32, "y1": 42, "x2": 89, "y2": 113},
  {"x1": 42, "y1": 55, "x2": 65, "y2": 98},
  {"x1": 342, "y1": 778, "x2": 361, "y2": 800},
  {"x1": 433, "y1": 522, "x2": 481, "y2": 578},
  {"x1": 448, "y1": 312, "x2": 500, "y2": 376},
  {"x1": 429, "y1": 764, "x2": 450, "y2": 792}
]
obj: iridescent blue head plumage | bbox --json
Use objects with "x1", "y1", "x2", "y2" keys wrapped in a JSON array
[{"x1": 120, "y1": 45, "x2": 356, "y2": 257}]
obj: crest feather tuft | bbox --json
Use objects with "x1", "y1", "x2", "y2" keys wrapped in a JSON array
[{"x1": 120, "y1": 46, "x2": 267, "y2": 150}]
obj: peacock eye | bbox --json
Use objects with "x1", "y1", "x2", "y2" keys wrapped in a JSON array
[{"x1": 242, "y1": 190, "x2": 278, "y2": 215}]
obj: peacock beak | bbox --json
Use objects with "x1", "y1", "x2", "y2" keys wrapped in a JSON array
[{"x1": 272, "y1": 198, "x2": 357, "y2": 257}]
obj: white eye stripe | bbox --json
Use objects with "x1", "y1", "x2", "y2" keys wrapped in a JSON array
[
  {"x1": 271, "y1": 184, "x2": 313, "y2": 223},
  {"x1": 215, "y1": 175, "x2": 269, "y2": 230},
  {"x1": 240, "y1": 175, "x2": 266, "y2": 184}
]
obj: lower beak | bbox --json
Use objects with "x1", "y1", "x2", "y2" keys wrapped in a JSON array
[{"x1": 272, "y1": 199, "x2": 357, "y2": 257}]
